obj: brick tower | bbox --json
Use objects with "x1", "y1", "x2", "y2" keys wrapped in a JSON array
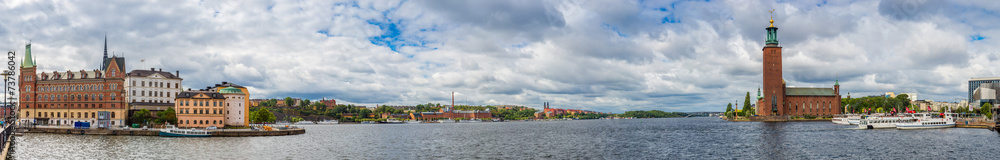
[{"x1": 760, "y1": 15, "x2": 784, "y2": 116}]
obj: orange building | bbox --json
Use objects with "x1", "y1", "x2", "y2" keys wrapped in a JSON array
[
  {"x1": 175, "y1": 90, "x2": 226, "y2": 128},
  {"x1": 410, "y1": 107, "x2": 491, "y2": 120}
]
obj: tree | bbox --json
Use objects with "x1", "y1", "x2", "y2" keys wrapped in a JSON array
[
  {"x1": 252, "y1": 108, "x2": 277, "y2": 123},
  {"x1": 290, "y1": 116, "x2": 305, "y2": 124},
  {"x1": 132, "y1": 109, "x2": 152, "y2": 125},
  {"x1": 743, "y1": 92, "x2": 752, "y2": 116},
  {"x1": 156, "y1": 107, "x2": 178, "y2": 124},
  {"x1": 284, "y1": 97, "x2": 294, "y2": 107},
  {"x1": 981, "y1": 103, "x2": 993, "y2": 119},
  {"x1": 725, "y1": 103, "x2": 733, "y2": 119}
]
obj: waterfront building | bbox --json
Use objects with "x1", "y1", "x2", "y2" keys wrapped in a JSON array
[
  {"x1": 969, "y1": 77, "x2": 1000, "y2": 107},
  {"x1": 18, "y1": 42, "x2": 128, "y2": 127},
  {"x1": 756, "y1": 16, "x2": 842, "y2": 116},
  {"x1": 219, "y1": 87, "x2": 246, "y2": 126},
  {"x1": 205, "y1": 82, "x2": 250, "y2": 126},
  {"x1": 409, "y1": 107, "x2": 491, "y2": 120},
  {"x1": 125, "y1": 68, "x2": 182, "y2": 122},
  {"x1": 318, "y1": 98, "x2": 336, "y2": 109},
  {"x1": 175, "y1": 90, "x2": 226, "y2": 128}
]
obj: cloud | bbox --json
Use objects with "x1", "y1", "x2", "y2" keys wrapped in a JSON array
[{"x1": 1, "y1": 0, "x2": 997, "y2": 113}]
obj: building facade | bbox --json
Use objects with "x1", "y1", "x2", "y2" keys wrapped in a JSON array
[
  {"x1": 756, "y1": 17, "x2": 842, "y2": 116},
  {"x1": 220, "y1": 87, "x2": 246, "y2": 126},
  {"x1": 125, "y1": 68, "x2": 182, "y2": 122},
  {"x1": 969, "y1": 77, "x2": 1000, "y2": 107},
  {"x1": 206, "y1": 82, "x2": 250, "y2": 126},
  {"x1": 18, "y1": 43, "x2": 128, "y2": 127},
  {"x1": 175, "y1": 90, "x2": 226, "y2": 128}
]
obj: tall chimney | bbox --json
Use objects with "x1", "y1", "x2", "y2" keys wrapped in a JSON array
[
  {"x1": 176, "y1": 70, "x2": 179, "y2": 77},
  {"x1": 451, "y1": 92, "x2": 454, "y2": 108}
]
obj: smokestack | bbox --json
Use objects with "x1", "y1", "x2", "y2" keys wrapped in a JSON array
[
  {"x1": 451, "y1": 92, "x2": 454, "y2": 108},
  {"x1": 176, "y1": 70, "x2": 179, "y2": 77}
]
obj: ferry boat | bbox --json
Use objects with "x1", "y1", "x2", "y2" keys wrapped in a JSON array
[
  {"x1": 437, "y1": 119, "x2": 455, "y2": 123},
  {"x1": 894, "y1": 113, "x2": 956, "y2": 129},
  {"x1": 832, "y1": 114, "x2": 862, "y2": 125},
  {"x1": 295, "y1": 121, "x2": 315, "y2": 125},
  {"x1": 317, "y1": 120, "x2": 339, "y2": 124},
  {"x1": 159, "y1": 124, "x2": 211, "y2": 137},
  {"x1": 858, "y1": 115, "x2": 915, "y2": 129},
  {"x1": 405, "y1": 120, "x2": 423, "y2": 124},
  {"x1": 384, "y1": 119, "x2": 404, "y2": 124},
  {"x1": 459, "y1": 119, "x2": 482, "y2": 123}
]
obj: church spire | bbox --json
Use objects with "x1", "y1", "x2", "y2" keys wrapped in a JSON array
[
  {"x1": 21, "y1": 42, "x2": 35, "y2": 68},
  {"x1": 102, "y1": 34, "x2": 109, "y2": 71}
]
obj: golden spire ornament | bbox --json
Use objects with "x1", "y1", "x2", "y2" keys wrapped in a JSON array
[{"x1": 768, "y1": 9, "x2": 775, "y2": 27}]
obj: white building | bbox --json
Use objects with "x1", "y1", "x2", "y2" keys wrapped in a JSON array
[
  {"x1": 219, "y1": 87, "x2": 246, "y2": 126},
  {"x1": 125, "y1": 68, "x2": 183, "y2": 116}
]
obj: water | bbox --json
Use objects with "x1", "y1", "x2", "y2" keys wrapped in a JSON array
[{"x1": 11, "y1": 117, "x2": 1000, "y2": 159}]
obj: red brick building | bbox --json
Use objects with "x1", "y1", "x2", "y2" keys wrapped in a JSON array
[
  {"x1": 18, "y1": 42, "x2": 129, "y2": 126},
  {"x1": 756, "y1": 17, "x2": 841, "y2": 116}
]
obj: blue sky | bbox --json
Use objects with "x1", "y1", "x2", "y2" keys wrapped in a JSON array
[{"x1": 1, "y1": 0, "x2": 999, "y2": 113}]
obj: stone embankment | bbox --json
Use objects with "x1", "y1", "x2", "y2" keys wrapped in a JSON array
[{"x1": 19, "y1": 127, "x2": 305, "y2": 137}]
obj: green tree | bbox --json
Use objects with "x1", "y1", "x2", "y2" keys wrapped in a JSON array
[
  {"x1": 291, "y1": 116, "x2": 305, "y2": 124},
  {"x1": 132, "y1": 109, "x2": 152, "y2": 125},
  {"x1": 252, "y1": 108, "x2": 277, "y2": 123},
  {"x1": 743, "y1": 92, "x2": 752, "y2": 116},
  {"x1": 156, "y1": 107, "x2": 178, "y2": 124},
  {"x1": 981, "y1": 103, "x2": 993, "y2": 119},
  {"x1": 284, "y1": 97, "x2": 294, "y2": 107},
  {"x1": 725, "y1": 103, "x2": 733, "y2": 119}
]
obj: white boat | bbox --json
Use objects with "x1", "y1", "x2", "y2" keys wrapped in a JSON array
[
  {"x1": 294, "y1": 121, "x2": 315, "y2": 125},
  {"x1": 437, "y1": 119, "x2": 455, "y2": 123},
  {"x1": 317, "y1": 120, "x2": 339, "y2": 124},
  {"x1": 832, "y1": 114, "x2": 862, "y2": 125},
  {"x1": 459, "y1": 119, "x2": 482, "y2": 123},
  {"x1": 405, "y1": 120, "x2": 423, "y2": 124},
  {"x1": 895, "y1": 113, "x2": 956, "y2": 129},
  {"x1": 384, "y1": 119, "x2": 404, "y2": 124},
  {"x1": 159, "y1": 124, "x2": 211, "y2": 137},
  {"x1": 858, "y1": 114, "x2": 915, "y2": 129}
]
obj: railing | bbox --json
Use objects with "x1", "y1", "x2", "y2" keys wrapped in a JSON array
[{"x1": 0, "y1": 121, "x2": 13, "y2": 154}]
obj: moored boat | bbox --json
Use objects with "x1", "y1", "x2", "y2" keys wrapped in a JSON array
[
  {"x1": 895, "y1": 113, "x2": 955, "y2": 129},
  {"x1": 405, "y1": 120, "x2": 423, "y2": 124},
  {"x1": 384, "y1": 119, "x2": 404, "y2": 124},
  {"x1": 832, "y1": 114, "x2": 862, "y2": 125},
  {"x1": 858, "y1": 114, "x2": 914, "y2": 129},
  {"x1": 459, "y1": 119, "x2": 482, "y2": 123},
  {"x1": 159, "y1": 124, "x2": 211, "y2": 137},
  {"x1": 437, "y1": 119, "x2": 455, "y2": 123}
]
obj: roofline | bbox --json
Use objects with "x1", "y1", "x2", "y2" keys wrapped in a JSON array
[{"x1": 970, "y1": 77, "x2": 1000, "y2": 81}]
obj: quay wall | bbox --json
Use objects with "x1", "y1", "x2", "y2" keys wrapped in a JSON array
[{"x1": 19, "y1": 128, "x2": 304, "y2": 137}]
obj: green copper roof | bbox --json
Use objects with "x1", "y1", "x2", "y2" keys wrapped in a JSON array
[
  {"x1": 785, "y1": 87, "x2": 837, "y2": 96},
  {"x1": 219, "y1": 87, "x2": 243, "y2": 94},
  {"x1": 835, "y1": 79, "x2": 839, "y2": 86},
  {"x1": 21, "y1": 43, "x2": 35, "y2": 68}
]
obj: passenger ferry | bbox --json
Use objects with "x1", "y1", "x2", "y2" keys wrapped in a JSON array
[
  {"x1": 437, "y1": 119, "x2": 455, "y2": 123},
  {"x1": 894, "y1": 113, "x2": 956, "y2": 129},
  {"x1": 159, "y1": 124, "x2": 211, "y2": 137},
  {"x1": 858, "y1": 114, "x2": 915, "y2": 129},
  {"x1": 459, "y1": 119, "x2": 482, "y2": 123},
  {"x1": 832, "y1": 114, "x2": 862, "y2": 125}
]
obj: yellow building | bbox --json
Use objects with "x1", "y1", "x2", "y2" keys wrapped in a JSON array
[
  {"x1": 208, "y1": 82, "x2": 250, "y2": 126},
  {"x1": 175, "y1": 90, "x2": 226, "y2": 128}
]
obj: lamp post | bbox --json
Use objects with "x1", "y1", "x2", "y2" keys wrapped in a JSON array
[{"x1": 1, "y1": 71, "x2": 8, "y2": 123}]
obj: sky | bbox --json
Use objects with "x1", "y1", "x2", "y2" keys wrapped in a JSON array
[{"x1": 1, "y1": 0, "x2": 998, "y2": 113}]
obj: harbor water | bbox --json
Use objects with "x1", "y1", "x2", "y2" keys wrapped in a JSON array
[{"x1": 11, "y1": 117, "x2": 1000, "y2": 159}]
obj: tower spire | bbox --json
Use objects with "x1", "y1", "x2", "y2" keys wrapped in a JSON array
[
  {"x1": 102, "y1": 34, "x2": 109, "y2": 71},
  {"x1": 765, "y1": 9, "x2": 779, "y2": 46},
  {"x1": 21, "y1": 42, "x2": 35, "y2": 68}
]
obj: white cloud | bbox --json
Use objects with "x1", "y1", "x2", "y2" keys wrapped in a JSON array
[{"x1": 1, "y1": 0, "x2": 997, "y2": 112}]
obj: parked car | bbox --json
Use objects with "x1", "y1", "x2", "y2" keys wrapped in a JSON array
[{"x1": 206, "y1": 126, "x2": 218, "y2": 130}]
